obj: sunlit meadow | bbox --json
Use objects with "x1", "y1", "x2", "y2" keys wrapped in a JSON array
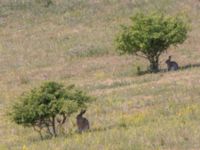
[{"x1": 0, "y1": 0, "x2": 200, "y2": 149}]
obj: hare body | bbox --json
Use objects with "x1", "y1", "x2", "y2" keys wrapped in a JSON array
[
  {"x1": 76, "y1": 110, "x2": 89, "y2": 133},
  {"x1": 165, "y1": 56, "x2": 179, "y2": 71}
]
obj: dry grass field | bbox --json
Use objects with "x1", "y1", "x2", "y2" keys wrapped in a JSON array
[{"x1": 0, "y1": 0, "x2": 200, "y2": 149}]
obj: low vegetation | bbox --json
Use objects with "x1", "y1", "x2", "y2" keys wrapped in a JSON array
[{"x1": 0, "y1": 0, "x2": 200, "y2": 149}]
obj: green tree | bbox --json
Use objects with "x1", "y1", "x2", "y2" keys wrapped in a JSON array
[
  {"x1": 10, "y1": 81, "x2": 93, "y2": 139},
  {"x1": 116, "y1": 12, "x2": 188, "y2": 72}
]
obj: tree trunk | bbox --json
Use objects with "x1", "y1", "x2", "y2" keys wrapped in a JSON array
[
  {"x1": 46, "y1": 124, "x2": 53, "y2": 137},
  {"x1": 39, "y1": 130, "x2": 44, "y2": 140},
  {"x1": 149, "y1": 57, "x2": 159, "y2": 73},
  {"x1": 52, "y1": 116, "x2": 57, "y2": 137}
]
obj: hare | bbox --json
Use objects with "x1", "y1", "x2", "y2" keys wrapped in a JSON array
[
  {"x1": 165, "y1": 56, "x2": 179, "y2": 71},
  {"x1": 76, "y1": 110, "x2": 90, "y2": 133}
]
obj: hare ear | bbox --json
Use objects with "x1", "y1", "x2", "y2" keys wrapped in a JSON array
[
  {"x1": 80, "y1": 110, "x2": 86, "y2": 114},
  {"x1": 168, "y1": 56, "x2": 171, "y2": 60}
]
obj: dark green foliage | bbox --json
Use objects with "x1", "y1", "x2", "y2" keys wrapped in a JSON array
[
  {"x1": 10, "y1": 81, "x2": 93, "y2": 138},
  {"x1": 116, "y1": 12, "x2": 188, "y2": 72}
]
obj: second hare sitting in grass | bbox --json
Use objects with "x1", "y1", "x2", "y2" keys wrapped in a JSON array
[
  {"x1": 165, "y1": 56, "x2": 179, "y2": 71},
  {"x1": 76, "y1": 110, "x2": 90, "y2": 133}
]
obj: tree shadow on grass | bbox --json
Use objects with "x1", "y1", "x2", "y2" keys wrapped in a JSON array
[
  {"x1": 179, "y1": 63, "x2": 200, "y2": 70},
  {"x1": 138, "y1": 63, "x2": 200, "y2": 76},
  {"x1": 27, "y1": 123, "x2": 128, "y2": 144}
]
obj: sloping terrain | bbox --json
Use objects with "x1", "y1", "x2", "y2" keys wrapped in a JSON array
[{"x1": 0, "y1": 0, "x2": 200, "y2": 149}]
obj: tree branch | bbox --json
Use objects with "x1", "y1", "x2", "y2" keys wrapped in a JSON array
[
  {"x1": 135, "y1": 52, "x2": 147, "y2": 59},
  {"x1": 33, "y1": 126, "x2": 43, "y2": 140},
  {"x1": 61, "y1": 114, "x2": 67, "y2": 124},
  {"x1": 45, "y1": 122, "x2": 53, "y2": 137},
  {"x1": 52, "y1": 116, "x2": 57, "y2": 137}
]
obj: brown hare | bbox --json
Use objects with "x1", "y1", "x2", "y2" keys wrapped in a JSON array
[
  {"x1": 165, "y1": 56, "x2": 179, "y2": 71},
  {"x1": 76, "y1": 110, "x2": 89, "y2": 133}
]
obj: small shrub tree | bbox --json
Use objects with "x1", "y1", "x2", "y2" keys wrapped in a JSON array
[
  {"x1": 116, "y1": 12, "x2": 188, "y2": 72},
  {"x1": 10, "y1": 81, "x2": 93, "y2": 139}
]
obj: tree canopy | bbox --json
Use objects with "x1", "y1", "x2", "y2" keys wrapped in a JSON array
[
  {"x1": 116, "y1": 12, "x2": 188, "y2": 72},
  {"x1": 10, "y1": 81, "x2": 93, "y2": 138}
]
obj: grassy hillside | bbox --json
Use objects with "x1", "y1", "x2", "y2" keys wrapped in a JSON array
[{"x1": 0, "y1": 0, "x2": 200, "y2": 149}]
